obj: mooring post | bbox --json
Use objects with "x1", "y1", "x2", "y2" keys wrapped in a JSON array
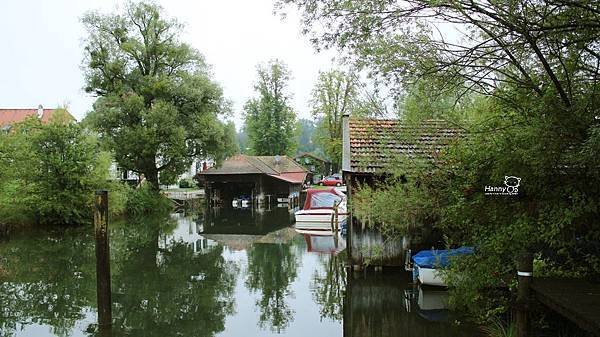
[
  {"x1": 516, "y1": 251, "x2": 533, "y2": 337},
  {"x1": 331, "y1": 201, "x2": 339, "y2": 233},
  {"x1": 335, "y1": 205, "x2": 339, "y2": 232},
  {"x1": 94, "y1": 190, "x2": 112, "y2": 330}
]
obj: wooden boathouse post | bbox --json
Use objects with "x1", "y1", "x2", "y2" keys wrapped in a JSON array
[
  {"x1": 516, "y1": 251, "x2": 533, "y2": 337},
  {"x1": 94, "y1": 190, "x2": 112, "y2": 330}
]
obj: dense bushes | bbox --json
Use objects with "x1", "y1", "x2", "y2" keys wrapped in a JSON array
[
  {"x1": 125, "y1": 185, "x2": 172, "y2": 216},
  {"x1": 0, "y1": 113, "x2": 130, "y2": 226},
  {"x1": 178, "y1": 179, "x2": 194, "y2": 188}
]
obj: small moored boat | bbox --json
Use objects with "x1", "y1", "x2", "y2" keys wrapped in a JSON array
[
  {"x1": 411, "y1": 247, "x2": 474, "y2": 286},
  {"x1": 294, "y1": 188, "x2": 347, "y2": 231}
]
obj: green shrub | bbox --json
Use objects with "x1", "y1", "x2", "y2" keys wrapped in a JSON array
[
  {"x1": 178, "y1": 179, "x2": 191, "y2": 188},
  {"x1": 126, "y1": 185, "x2": 172, "y2": 216},
  {"x1": 0, "y1": 114, "x2": 134, "y2": 226}
]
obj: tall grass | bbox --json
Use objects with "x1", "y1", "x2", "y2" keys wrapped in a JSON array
[{"x1": 481, "y1": 317, "x2": 515, "y2": 337}]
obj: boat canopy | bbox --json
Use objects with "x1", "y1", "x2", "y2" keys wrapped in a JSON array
[
  {"x1": 303, "y1": 188, "x2": 345, "y2": 210},
  {"x1": 412, "y1": 247, "x2": 474, "y2": 269}
]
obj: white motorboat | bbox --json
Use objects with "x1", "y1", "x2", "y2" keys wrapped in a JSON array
[{"x1": 294, "y1": 188, "x2": 348, "y2": 231}]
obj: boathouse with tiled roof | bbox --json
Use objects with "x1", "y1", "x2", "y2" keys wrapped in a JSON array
[
  {"x1": 195, "y1": 154, "x2": 308, "y2": 207},
  {"x1": 341, "y1": 114, "x2": 462, "y2": 267}
]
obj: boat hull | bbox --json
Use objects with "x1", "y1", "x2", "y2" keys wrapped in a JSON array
[
  {"x1": 294, "y1": 210, "x2": 348, "y2": 224},
  {"x1": 415, "y1": 265, "x2": 446, "y2": 287}
]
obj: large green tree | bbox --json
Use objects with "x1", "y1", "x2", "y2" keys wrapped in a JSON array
[
  {"x1": 243, "y1": 59, "x2": 297, "y2": 156},
  {"x1": 82, "y1": 2, "x2": 233, "y2": 190},
  {"x1": 310, "y1": 69, "x2": 359, "y2": 171}
]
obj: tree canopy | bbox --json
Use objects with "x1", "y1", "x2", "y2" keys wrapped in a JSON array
[
  {"x1": 82, "y1": 1, "x2": 234, "y2": 190},
  {"x1": 243, "y1": 59, "x2": 297, "y2": 156}
]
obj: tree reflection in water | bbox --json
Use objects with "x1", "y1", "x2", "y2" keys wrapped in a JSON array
[
  {"x1": 310, "y1": 251, "x2": 347, "y2": 321},
  {"x1": 0, "y1": 212, "x2": 238, "y2": 337},
  {"x1": 108, "y1": 214, "x2": 237, "y2": 337},
  {"x1": 0, "y1": 227, "x2": 96, "y2": 337},
  {"x1": 244, "y1": 241, "x2": 300, "y2": 333}
]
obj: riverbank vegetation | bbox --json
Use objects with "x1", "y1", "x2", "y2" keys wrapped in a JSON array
[
  {"x1": 279, "y1": 0, "x2": 600, "y2": 324},
  {"x1": 0, "y1": 111, "x2": 129, "y2": 227}
]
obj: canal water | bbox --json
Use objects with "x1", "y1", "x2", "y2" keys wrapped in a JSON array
[{"x1": 0, "y1": 207, "x2": 478, "y2": 337}]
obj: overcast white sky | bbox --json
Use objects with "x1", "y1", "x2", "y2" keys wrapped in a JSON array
[{"x1": 0, "y1": 0, "x2": 335, "y2": 128}]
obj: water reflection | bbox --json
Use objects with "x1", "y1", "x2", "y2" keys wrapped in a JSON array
[
  {"x1": 245, "y1": 242, "x2": 300, "y2": 332},
  {"x1": 109, "y1": 214, "x2": 237, "y2": 337},
  {"x1": 0, "y1": 206, "x2": 477, "y2": 337},
  {"x1": 345, "y1": 271, "x2": 476, "y2": 337},
  {"x1": 0, "y1": 227, "x2": 96, "y2": 337},
  {"x1": 310, "y1": 252, "x2": 347, "y2": 321}
]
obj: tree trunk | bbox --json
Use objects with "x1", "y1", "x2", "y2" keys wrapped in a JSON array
[{"x1": 146, "y1": 168, "x2": 160, "y2": 191}]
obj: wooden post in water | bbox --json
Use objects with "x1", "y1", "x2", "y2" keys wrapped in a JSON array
[
  {"x1": 331, "y1": 201, "x2": 339, "y2": 233},
  {"x1": 516, "y1": 251, "x2": 533, "y2": 337},
  {"x1": 94, "y1": 190, "x2": 112, "y2": 330}
]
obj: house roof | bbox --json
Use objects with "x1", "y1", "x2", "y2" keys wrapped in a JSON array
[
  {"x1": 268, "y1": 172, "x2": 308, "y2": 184},
  {"x1": 198, "y1": 155, "x2": 307, "y2": 182},
  {"x1": 0, "y1": 108, "x2": 75, "y2": 127},
  {"x1": 343, "y1": 118, "x2": 462, "y2": 174}
]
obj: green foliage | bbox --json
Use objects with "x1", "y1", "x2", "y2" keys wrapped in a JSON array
[
  {"x1": 0, "y1": 213, "x2": 237, "y2": 337},
  {"x1": 282, "y1": 0, "x2": 600, "y2": 323},
  {"x1": 82, "y1": 1, "x2": 234, "y2": 190},
  {"x1": 481, "y1": 317, "x2": 516, "y2": 337},
  {"x1": 178, "y1": 179, "x2": 192, "y2": 188},
  {"x1": 0, "y1": 113, "x2": 130, "y2": 226},
  {"x1": 243, "y1": 59, "x2": 297, "y2": 156},
  {"x1": 222, "y1": 121, "x2": 240, "y2": 157},
  {"x1": 245, "y1": 241, "x2": 300, "y2": 332},
  {"x1": 310, "y1": 252, "x2": 346, "y2": 321},
  {"x1": 310, "y1": 69, "x2": 359, "y2": 171},
  {"x1": 296, "y1": 118, "x2": 320, "y2": 154},
  {"x1": 125, "y1": 185, "x2": 172, "y2": 216},
  {"x1": 353, "y1": 158, "x2": 434, "y2": 233},
  {"x1": 237, "y1": 127, "x2": 249, "y2": 154}
]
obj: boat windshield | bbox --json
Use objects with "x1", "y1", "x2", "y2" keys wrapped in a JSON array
[{"x1": 309, "y1": 193, "x2": 342, "y2": 209}]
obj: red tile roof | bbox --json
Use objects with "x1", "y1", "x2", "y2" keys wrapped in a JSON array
[
  {"x1": 268, "y1": 172, "x2": 307, "y2": 184},
  {"x1": 346, "y1": 119, "x2": 462, "y2": 173},
  {"x1": 0, "y1": 108, "x2": 75, "y2": 127}
]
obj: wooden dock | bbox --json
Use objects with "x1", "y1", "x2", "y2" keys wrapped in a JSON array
[
  {"x1": 162, "y1": 189, "x2": 204, "y2": 200},
  {"x1": 531, "y1": 278, "x2": 600, "y2": 336},
  {"x1": 162, "y1": 189, "x2": 205, "y2": 208}
]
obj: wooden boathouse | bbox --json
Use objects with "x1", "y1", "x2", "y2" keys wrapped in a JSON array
[
  {"x1": 195, "y1": 155, "x2": 308, "y2": 207},
  {"x1": 341, "y1": 115, "x2": 461, "y2": 267}
]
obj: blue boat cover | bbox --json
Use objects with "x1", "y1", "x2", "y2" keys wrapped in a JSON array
[{"x1": 412, "y1": 247, "x2": 474, "y2": 269}]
